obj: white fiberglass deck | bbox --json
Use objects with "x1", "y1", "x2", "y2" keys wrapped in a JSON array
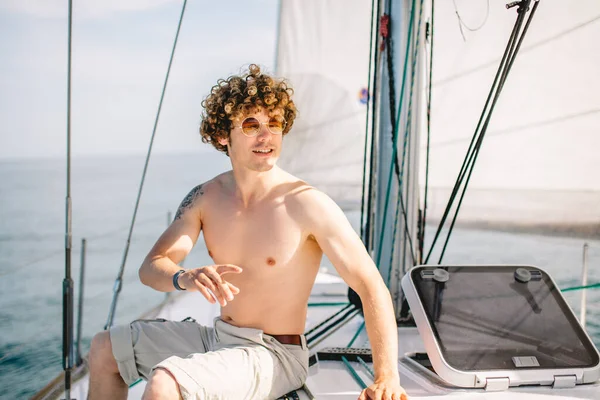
[{"x1": 60, "y1": 271, "x2": 600, "y2": 400}]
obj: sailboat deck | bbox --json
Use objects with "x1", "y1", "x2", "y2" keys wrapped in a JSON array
[{"x1": 58, "y1": 271, "x2": 600, "y2": 400}]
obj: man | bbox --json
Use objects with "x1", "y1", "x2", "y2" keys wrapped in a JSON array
[{"x1": 88, "y1": 65, "x2": 407, "y2": 400}]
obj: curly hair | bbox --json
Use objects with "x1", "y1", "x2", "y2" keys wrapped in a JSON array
[{"x1": 200, "y1": 64, "x2": 297, "y2": 155}]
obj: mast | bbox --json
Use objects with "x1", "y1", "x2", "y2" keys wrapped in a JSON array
[{"x1": 373, "y1": 0, "x2": 425, "y2": 319}]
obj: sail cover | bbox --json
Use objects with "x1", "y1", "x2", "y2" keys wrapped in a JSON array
[
  {"x1": 275, "y1": 0, "x2": 373, "y2": 211},
  {"x1": 426, "y1": 0, "x2": 600, "y2": 233}
]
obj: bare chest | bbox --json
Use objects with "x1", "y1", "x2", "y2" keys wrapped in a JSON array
[{"x1": 202, "y1": 199, "x2": 306, "y2": 271}]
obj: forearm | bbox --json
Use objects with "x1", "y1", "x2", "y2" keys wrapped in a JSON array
[
  {"x1": 360, "y1": 280, "x2": 400, "y2": 382},
  {"x1": 139, "y1": 255, "x2": 183, "y2": 292}
]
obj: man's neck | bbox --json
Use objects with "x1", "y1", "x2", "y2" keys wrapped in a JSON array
[{"x1": 230, "y1": 165, "x2": 281, "y2": 208}]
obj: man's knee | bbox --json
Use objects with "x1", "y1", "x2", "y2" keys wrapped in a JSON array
[
  {"x1": 89, "y1": 331, "x2": 118, "y2": 373},
  {"x1": 143, "y1": 368, "x2": 182, "y2": 400}
]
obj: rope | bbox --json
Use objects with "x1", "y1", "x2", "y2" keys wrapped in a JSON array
[
  {"x1": 105, "y1": 0, "x2": 188, "y2": 330},
  {"x1": 308, "y1": 302, "x2": 349, "y2": 307},
  {"x1": 562, "y1": 282, "x2": 600, "y2": 292},
  {"x1": 383, "y1": 15, "x2": 400, "y2": 181},
  {"x1": 453, "y1": 0, "x2": 489, "y2": 41},
  {"x1": 380, "y1": 0, "x2": 423, "y2": 287},
  {"x1": 342, "y1": 356, "x2": 368, "y2": 389},
  {"x1": 357, "y1": 356, "x2": 375, "y2": 378},
  {"x1": 375, "y1": 0, "x2": 416, "y2": 269},
  {"x1": 360, "y1": 0, "x2": 380, "y2": 243},
  {"x1": 347, "y1": 321, "x2": 366, "y2": 347},
  {"x1": 436, "y1": 0, "x2": 539, "y2": 263},
  {"x1": 395, "y1": 40, "x2": 423, "y2": 269},
  {"x1": 424, "y1": 0, "x2": 539, "y2": 264},
  {"x1": 305, "y1": 304, "x2": 354, "y2": 337},
  {"x1": 434, "y1": 14, "x2": 600, "y2": 88},
  {"x1": 363, "y1": 25, "x2": 383, "y2": 251}
]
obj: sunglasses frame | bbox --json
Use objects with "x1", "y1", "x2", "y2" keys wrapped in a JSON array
[{"x1": 234, "y1": 116, "x2": 286, "y2": 137}]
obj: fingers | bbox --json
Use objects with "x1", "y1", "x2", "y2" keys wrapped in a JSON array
[
  {"x1": 359, "y1": 385, "x2": 407, "y2": 400},
  {"x1": 361, "y1": 387, "x2": 375, "y2": 400},
  {"x1": 203, "y1": 268, "x2": 234, "y2": 305},
  {"x1": 195, "y1": 274, "x2": 221, "y2": 304},
  {"x1": 216, "y1": 264, "x2": 243, "y2": 275},
  {"x1": 187, "y1": 265, "x2": 242, "y2": 306},
  {"x1": 192, "y1": 277, "x2": 216, "y2": 304},
  {"x1": 358, "y1": 389, "x2": 368, "y2": 400},
  {"x1": 227, "y1": 281, "x2": 240, "y2": 294}
]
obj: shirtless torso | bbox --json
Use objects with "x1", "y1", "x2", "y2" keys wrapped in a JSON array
[
  {"x1": 201, "y1": 170, "x2": 322, "y2": 334},
  {"x1": 93, "y1": 74, "x2": 405, "y2": 400}
]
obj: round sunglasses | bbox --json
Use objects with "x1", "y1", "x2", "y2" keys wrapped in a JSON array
[{"x1": 234, "y1": 116, "x2": 286, "y2": 137}]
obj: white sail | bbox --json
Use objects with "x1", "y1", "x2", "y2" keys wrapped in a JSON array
[
  {"x1": 275, "y1": 0, "x2": 373, "y2": 211},
  {"x1": 425, "y1": 0, "x2": 600, "y2": 233}
]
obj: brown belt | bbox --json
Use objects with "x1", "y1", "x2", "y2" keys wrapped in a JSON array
[{"x1": 267, "y1": 334, "x2": 302, "y2": 346}]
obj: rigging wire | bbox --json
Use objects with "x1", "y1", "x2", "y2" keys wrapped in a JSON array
[
  {"x1": 0, "y1": 214, "x2": 166, "y2": 279},
  {"x1": 387, "y1": 0, "x2": 427, "y2": 279},
  {"x1": 425, "y1": 0, "x2": 540, "y2": 264},
  {"x1": 397, "y1": 0, "x2": 425, "y2": 270},
  {"x1": 425, "y1": 3, "x2": 527, "y2": 263},
  {"x1": 426, "y1": 1, "x2": 530, "y2": 264},
  {"x1": 381, "y1": 0, "x2": 428, "y2": 276},
  {"x1": 434, "y1": 13, "x2": 600, "y2": 87},
  {"x1": 375, "y1": 0, "x2": 416, "y2": 270},
  {"x1": 453, "y1": 0, "x2": 490, "y2": 41},
  {"x1": 0, "y1": 276, "x2": 154, "y2": 366},
  {"x1": 360, "y1": 0, "x2": 379, "y2": 243},
  {"x1": 0, "y1": 249, "x2": 63, "y2": 278},
  {"x1": 437, "y1": 0, "x2": 541, "y2": 263},
  {"x1": 105, "y1": 0, "x2": 188, "y2": 330},
  {"x1": 363, "y1": 11, "x2": 383, "y2": 253},
  {"x1": 421, "y1": 0, "x2": 435, "y2": 264},
  {"x1": 375, "y1": 0, "x2": 427, "y2": 280},
  {"x1": 428, "y1": 108, "x2": 600, "y2": 148}
]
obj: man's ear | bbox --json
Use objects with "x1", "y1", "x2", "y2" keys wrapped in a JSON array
[{"x1": 218, "y1": 137, "x2": 228, "y2": 146}]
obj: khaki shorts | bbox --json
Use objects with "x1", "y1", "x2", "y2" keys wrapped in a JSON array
[{"x1": 110, "y1": 317, "x2": 308, "y2": 400}]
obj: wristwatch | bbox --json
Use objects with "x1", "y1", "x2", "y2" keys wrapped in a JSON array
[{"x1": 173, "y1": 269, "x2": 187, "y2": 291}]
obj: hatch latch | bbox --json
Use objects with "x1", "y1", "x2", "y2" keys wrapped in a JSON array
[
  {"x1": 553, "y1": 375, "x2": 577, "y2": 388},
  {"x1": 485, "y1": 377, "x2": 509, "y2": 391}
]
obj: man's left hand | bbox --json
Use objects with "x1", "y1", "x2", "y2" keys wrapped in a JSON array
[{"x1": 358, "y1": 378, "x2": 408, "y2": 400}]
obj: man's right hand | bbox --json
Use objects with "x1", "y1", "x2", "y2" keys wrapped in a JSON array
[{"x1": 178, "y1": 265, "x2": 242, "y2": 306}]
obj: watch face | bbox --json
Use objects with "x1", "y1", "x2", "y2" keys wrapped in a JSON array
[{"x1": 412, "y1": 266, "x2": 599, "y2": 371}]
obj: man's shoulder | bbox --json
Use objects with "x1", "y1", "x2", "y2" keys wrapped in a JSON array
[
  {"x1": 282, "y1": 178, "x2": 338, "y2": 216},
  {"x1": 175, "y1": 172, "x2": 230, "y2": 216},
  {"x1": 189, "y1": 171, "x2": 231, "y2": 196}
]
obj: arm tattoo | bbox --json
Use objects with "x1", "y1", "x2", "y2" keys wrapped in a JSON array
[{"x1": 174, "y1": 184, "x2": 204, "y2": 221}]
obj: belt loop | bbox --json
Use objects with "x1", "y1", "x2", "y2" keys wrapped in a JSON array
[{"x1": 212, "y1": 317, "x2": 221, "y2": 343}]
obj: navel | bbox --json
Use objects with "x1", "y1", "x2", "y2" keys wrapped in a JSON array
[{"x1": 266, "y1": 257, "x2": 276, "y2": 267}]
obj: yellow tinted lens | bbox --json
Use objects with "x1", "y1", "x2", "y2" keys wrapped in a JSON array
[
  {"x1": 268, "y1": 117, "x2": 285, "y2": 133},
  {"x1": 241, "y1": 118, "x2": 260, "y2": 135}
]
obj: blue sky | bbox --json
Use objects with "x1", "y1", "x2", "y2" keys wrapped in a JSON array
[{"x1": 0, "y1": 0, "x2": 279, "y2": 159}]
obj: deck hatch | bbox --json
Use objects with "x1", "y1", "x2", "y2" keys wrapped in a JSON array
[{"x1": 402, "y1": 265, "x2": 600, "y2": 389}]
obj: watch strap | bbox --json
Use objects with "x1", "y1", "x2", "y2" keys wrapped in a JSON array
[{"x1": 173, "y1": 269, "x2": 187, "y2": 291}]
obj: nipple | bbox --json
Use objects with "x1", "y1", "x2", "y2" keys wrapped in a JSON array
[
  {"x1": 266, "y1": 257, "x2": 276, "y2": 267},
  {"x1": 208, "y1": 250, "x2": 213, "y2": 258}
]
